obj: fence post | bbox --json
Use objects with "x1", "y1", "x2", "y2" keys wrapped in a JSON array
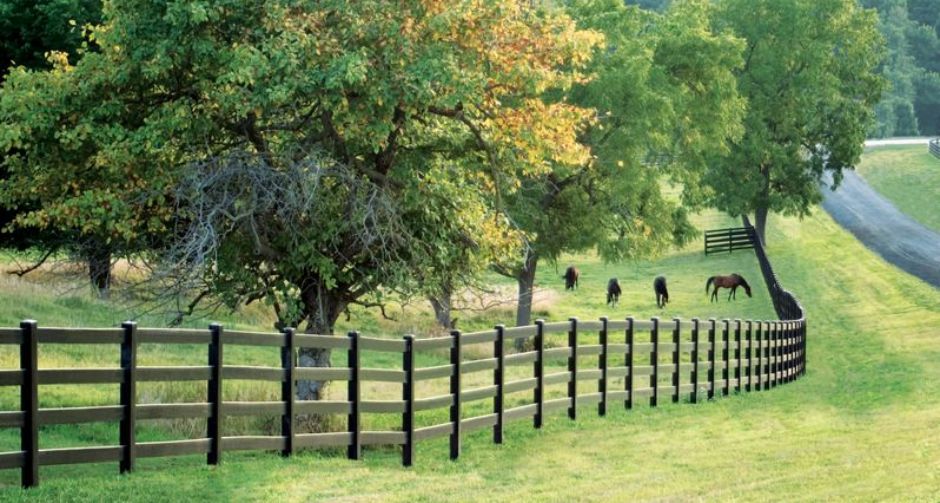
[
  {"x1": 20, "y1": 320, "x2": 38, "y2": 488},
  {"x1": 764, "y1": 322, "x2": 772, "y2": 391},
  {"x1": 746, "y1": 321, "x2": 754, "y2": 392},
  {"x1": 625, "y1": 317, "x2": 634, "y2": 410},
  {"x1": 278, "y1": 328, "x2": 296, "y2": 458},
  {"x1": 120, "y1": 321, "x2": 137, "y2": 474},
  {"x1": 599, "y1": 317, "x2": 608, "y2": 416},
  {"x1": 691, "y1": 318, "x2": 700, "y2": 404},
  {"x1": 672, "y1": 318, "x2": 681, "y2": 404},
  {"x1": 346, "y1": 331, "x2": 360, "y2": 460},
  {"x1": 707, "y1": 319, "x2": 716, "y2": 400},
  {"x1": 722, "y1": 320, "x2": 730, "y2": 396},
  {"x1": 451, "y1": 330, "x2": 462, "y2": 459},
  {"x1": 568, "y1": 317, "x2": 578, "y2": 420},
  {"x1": 402, "y1": 335, "x2": 415, "y2": 467},
  {"x1": 734, "y1": 320, "x2": 742, "y2": 393},
  {"x1": 650, "y1": 317, "x2": 659, "y2": 407},
  {"x1": 755, "y1": 321, "x2": 764, "y2": 391},
  {"x1": 494, "y1": 325, "x2": 505, "y2": 442},
  {"x1": 771, "y1": 322, "x2": 778, "y2": 388},
  {"x1": 207, "y1": 323, "x2": 223, "y2": 466},
  {"x1": 534, "y1": 321, "x2": 544, "y2": 429}
]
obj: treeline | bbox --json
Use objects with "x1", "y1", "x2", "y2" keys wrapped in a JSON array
[{"x1": 0, "y1": 0, "x2": 883, "y2": 398}]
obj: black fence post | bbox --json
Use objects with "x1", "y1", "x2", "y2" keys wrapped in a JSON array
[
  {"x1": 568, "y1": 317, "x2": 578, "y2": 420},
  {"x1": 20, "y1": 320, "x2": 38, "y2": 488},
  {"x1": 771, "y1": 322, "x2": 778, "y2": 389},
  {"x1": 450, "y1": 330, "x2": 462, "y2": 460},
  {"x1": 120, "y1": 321, "x2": 137, "y2": 474},
  {"x1": 672, "y1": 318, "x2": 681, "y2": 404},
  {"x1": 494, "y1": 325, "x2": 505, "y2": 442},
  {"x1": 734, "y1": 320, "x2": 742, "y2": 393},
  {"x1": 755, "y1": 321, "x2": 764, "y2": 391},
  {"x1": 691, "y1": 318, "x2": 700, "y2": 404},
  {"x1": 207, "y1": 323, "x2": 223, "y2": 466},
  {"x1": 347, "y1": 331, "x2": 360, "y2": 460},
  {"x1": 746, "y1": 321, "x2": 754, "y2": 392},
  {"x1": 599, "y1": 317, "x2": 608, "y2": 416},
  {"x1": 707, "y1": 319, "x2": 716, "y2": 400},
  {"x1": 402, "y1": 335, "x2": 415, "y2": 467},
  {"x1": 764, "y1": 322, "x2": 772, "y2": 391},
  {"x1": 722, "y1": 320, "x2": 730, "y2": 396},
  {"x1": 625, "y1": 317, "x2": 634, "y2": 410},
  {"x1": 281, "y1": 327, "x2": 296, "y2": 458},
  {"x1": 650, "y1": 317, "x2": 659, "y2": 407},
  {"x1": 534, "y1": 320, "x2": 544, "y2": 429}
]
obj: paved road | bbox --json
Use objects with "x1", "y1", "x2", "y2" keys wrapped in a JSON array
[{"x1": 820, "y1": 138, "x2": 940, "y2": 289}]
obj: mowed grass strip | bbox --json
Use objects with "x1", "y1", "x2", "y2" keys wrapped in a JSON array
[
  {"x1": 1, "y1": 209, "x2": 939, "y2": 500},
  {"x1": 856, "y1": 145, "x2": 940, "y2": 233}
]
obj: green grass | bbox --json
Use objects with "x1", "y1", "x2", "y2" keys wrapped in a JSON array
[
  {"x1": 1, "y1": 208, "x2": 940, "y2": 500},
  {"x1": 856, "y1": 145, "x2": 940, "y2": 233}
]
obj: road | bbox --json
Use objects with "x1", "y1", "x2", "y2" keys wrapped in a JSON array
[{"x1": 820, "y1": 138, "x2": 940, "y2": 289}]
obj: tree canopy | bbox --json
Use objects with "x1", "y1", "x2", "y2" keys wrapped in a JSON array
[
  {"x1": 0, "y1": 0, "x2": 600, "y2": 399},
  {"x1": 705, "y1": 0, "x2": 885, "y2": 242}
]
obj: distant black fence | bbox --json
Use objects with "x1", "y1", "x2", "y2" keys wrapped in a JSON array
[
  {"x1": 930, "y1": 138, "x2": 940, "y2": 160},
  {"x1": 742, "y1": 216, "x2": 805, "y2": 322},
  {"x1": 704, "y1": 226, "x2": 756, "y2": 255}
]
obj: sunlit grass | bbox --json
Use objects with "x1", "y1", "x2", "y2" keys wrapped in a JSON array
[
  {"x1": 856, "y1": 145, "x2": 940, "y2": 232},
  {"x1": 0, "y1": 208, "x2": 938, "y2": 499}
]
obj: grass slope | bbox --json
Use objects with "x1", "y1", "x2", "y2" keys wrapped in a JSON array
[
  {"x1": 856, "y1": 145, "x2": 940, "y2": 233},
  {"x1": 1, "y1": 210, "x2": 939, "y2": 500}
]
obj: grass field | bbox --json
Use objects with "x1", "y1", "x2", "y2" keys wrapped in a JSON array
[
  {"x1": 856, "y1": 145, "x2": 940, "y2": 233},
  {"x1": 0, "y1": 207, "x2": 939, "y2": 500}
]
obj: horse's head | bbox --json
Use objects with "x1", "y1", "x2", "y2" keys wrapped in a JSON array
[{"x1": 741, "y1": 278, "x2": 752, "y2": 297}]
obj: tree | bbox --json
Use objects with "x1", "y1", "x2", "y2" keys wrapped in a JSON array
[
  {"x1": 0, "y1": 0, "x2": 116, "y2": 297},
  {"x1": 706, "y1": 0, "x2": 885, "y2": 243},
  {"x1": 495, "y1": 0, "x2": 745, "y2": 335},
  {"x1": 0, "y1": 0, "x2": 600, "y2": 400}
]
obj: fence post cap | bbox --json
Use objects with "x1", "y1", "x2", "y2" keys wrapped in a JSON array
[{"x1": 121, "y1": 320, "x2": 137, "y2": 328}]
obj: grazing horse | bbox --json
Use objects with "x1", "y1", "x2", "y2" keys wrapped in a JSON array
[
  {"x1": 653, "y1": 276, "x2": 669, "y2": 308},
  {"x1": 706, "y1": 274, "x2": 752, "y2": 302},
  {"x1": 606, "y1": 278, "x2": 622, "y2": 306},
  {"x1": 562, "y1": 266, "x2": 580, "y2": 291}
]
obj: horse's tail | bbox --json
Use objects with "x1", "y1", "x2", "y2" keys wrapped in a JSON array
[{"x1": 706, "y1": 276, "x2": 715, "y2": 293}]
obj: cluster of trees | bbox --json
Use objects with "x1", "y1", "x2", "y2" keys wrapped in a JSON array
[
  {"x1": 862, "y1": 0, "x2": 940, "y2": 137},
  {"x1": 1, "y1": 0, "x2": 884, "y2": 399}
]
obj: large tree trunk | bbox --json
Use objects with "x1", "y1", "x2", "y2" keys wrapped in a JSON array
[
  {"x1": 429, "y1": 293, "x2": 453, "y2": 330},
  {"x1": 754, "y1": 205, "x2": 769, "y2": 245},
  {"x1": 296, "y1": 282, "x2": 346, "y2": 402},
  {"x1": 86, "y1": 246, "x2": 112, "y2": 300},
  {"x1": 514, "y1": 251, "x2": 538, "y2": 351}
]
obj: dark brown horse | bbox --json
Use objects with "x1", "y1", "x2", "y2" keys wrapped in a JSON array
[
  {"x1": 706, "y1": 274, "x2": 752, "y2": 302},
  {"x1": 562, "y1": 266, "x2": 579, "y2": 291},
  {"x1": 606, "y1": 278, "x2": 622, "y2": 306},
  {"x1": 653, "y1": 276, "x2": 669, "y2": 308}
]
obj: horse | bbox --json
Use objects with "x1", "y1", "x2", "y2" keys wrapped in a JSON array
[
  {"x1": 606, "y1": 278, "x2": 622, "y2": 306},
  {"x1": 562, "y1": 265, "x2": 579, "y2": 291},
  {"x1": 653, "y1": 276, "x2": 669, "y2": 308},
  {"x1": 705, "y1": 274, "x2": 752, "y2": 302}
]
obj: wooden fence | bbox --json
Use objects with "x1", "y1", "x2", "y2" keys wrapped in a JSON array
[
  {"x1": 930, "y1": 138, "x2": 940, "y2": 160},
  {"x1": 0, "y1": 311, "x2": 806, "y2": 488},
  {"x1": 704, "y1": 226, "x2": 756, "y2": 255}
]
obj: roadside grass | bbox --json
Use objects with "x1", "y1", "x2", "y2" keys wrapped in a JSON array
[
  {"x1": 0, "y1": 208, "x2": 938, "y2": 499},
  {"x1": 856, "y1": 145, "x2": 940, "y2": 233}
]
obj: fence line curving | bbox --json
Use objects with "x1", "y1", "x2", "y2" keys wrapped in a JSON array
[{"x1": 0, "y1": 232, "x2": 806, "y2": 488}]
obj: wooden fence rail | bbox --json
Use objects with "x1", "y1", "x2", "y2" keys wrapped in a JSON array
[
  {"x1": 929, "y1": 138, "x2": 940, "y2": 160},
  {"x1": 0, "y1": 312, "x2": 806, "y2": 488}
]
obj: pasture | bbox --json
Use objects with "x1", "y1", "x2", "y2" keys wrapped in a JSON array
[
  {"x1": 856, "y1": 145, "x2": 940, "y2": 233},
  {"x1": 0, "y1": 207, "x2": 937, "y2": 501}
]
